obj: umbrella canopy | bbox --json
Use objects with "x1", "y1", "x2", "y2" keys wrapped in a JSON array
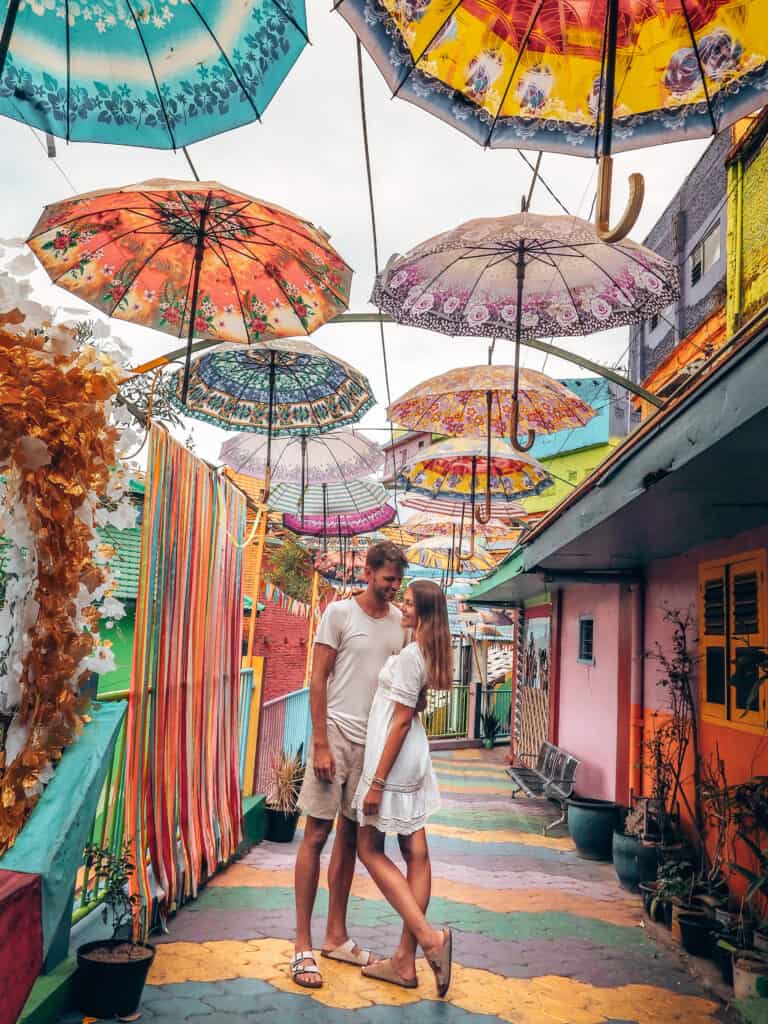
[
  {"x1": 398, "y1": 437, "x2": 552, "y2": 504},
  {"x1": 389, "y1": 364, "x2": 596, "y2": 438},
  {"x1": 399, "y1": 493, "x2": 526, "y2": 518},
  {"x1": 376, "y1": 211, "x2": 677, "y2": 448},
  {"x1": 0, "y1": 0, "x2": 308, "y2": 148},
  {"x1": 314, "y1": 548, "x2": 367, "y2": 585},
  {"x1": 270, "y1": 479, "x2": 396, "y2": 536},
  {"x1": 374, "y1": 212, "x2": 677, "y2": 343},
  {"x1": 219, "y1": 428, "x2": 383, "y2": 484},
  {"x1": 170, "y1": 340, "x2": 374, "y2": 434},
  {"x1": 405, "y1": 536, "x2": 496, "y2": 573},
  {"x1": 401, "y1": 510, "x2": 519, "y2": 542},
  {"x1": 337, "y1": 0, "x2": 766, "y2": 237},
  {"x1": 28, "y1": 179, "x2": 352, "y2": 398}
]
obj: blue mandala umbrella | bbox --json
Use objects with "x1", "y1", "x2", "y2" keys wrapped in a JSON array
[
  {"x1": 0, "y1": 0, "x2": 308, "y2": 148},
  {"x1": 170, "y1": 339, "x2": 376, "y2": 494}
]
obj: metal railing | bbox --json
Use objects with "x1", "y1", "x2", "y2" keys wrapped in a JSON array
[
  {"x1": 480, "y1": 687, "x2": 513, "y2": 741},
  {"x1": 421, "y1": 686, "x2": 470, "y2": 740},
  {"x1": 253, "y1": 687, "x2": 311, "y2": 797}
]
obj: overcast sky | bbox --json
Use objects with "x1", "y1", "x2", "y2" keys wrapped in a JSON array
[{"x1": 0, "y1": 7, "x2": 710, "y2": 462}]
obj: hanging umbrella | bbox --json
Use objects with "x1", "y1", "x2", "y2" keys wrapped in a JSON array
[
  {"x1": 399, "y1": 436, "x2": 552, "y2": 537},
  {"x1": 27, "y1": 179, "x2": 352, "y2": 399},
  {"x1": 270, "y1": 479, "x2": 395, "y2": 537},
  {"x1": 399, "y1": 492, "x2": 526, "y2": 519},
  {"x1": 389, "y1": 364, "x2": 596, "y2": 451},
  {"x1": 375, "y1": 211, "x2": 678, "y2": 449},
  {"x1": 313, "y1": 547, "x2": 368, "y2": 586},
  {"x1": 336, "y1": 0, "x2": 766, "y2": 238},
  {"x1": 405, "y1": 536, "x2": 496, "y2": 573},
  {"x1": 402, "y1": 510, "x2": 520, "y2": 543},
  {"x1": 219, "y1": 428, "x2": 383, "y2": 485},
  {"x1": 0, "y1": 0, "x2": 308, "y2": 149}
]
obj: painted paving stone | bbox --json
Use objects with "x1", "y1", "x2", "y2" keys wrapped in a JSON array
[{"x1": 60, "y1": 750, "x2": 725, "y2": 1024}]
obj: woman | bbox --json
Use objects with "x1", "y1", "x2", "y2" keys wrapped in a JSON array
[{"x1": 351, "y1": 579, "x2": 453, "y2": 996}]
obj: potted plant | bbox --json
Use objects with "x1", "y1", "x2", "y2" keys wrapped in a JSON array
[
  {"x1": 265, "y1": 746, "x2": 305, "y2": 843},
  {"x1": 73, "y1": 841, "x2": 155, "y2": 1020},
  {"x1": 480, "y1": 711, "x2": 501, "y2": 749},
  {"x1": 566, "y1": 797, "x2": 621, "y2": 862}
]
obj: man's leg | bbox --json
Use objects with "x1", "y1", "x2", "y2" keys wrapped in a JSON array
[
  {"x1": 294, "y1": 815, "x2": 333, "y2": 986},
  {"x1": 323, "y1": 813, "x2": 359, "y2": 951}
]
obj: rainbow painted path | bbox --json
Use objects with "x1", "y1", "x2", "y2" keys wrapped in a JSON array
[{"x1": 62, "y1": 749, "x2": 725, "y2": 1023}]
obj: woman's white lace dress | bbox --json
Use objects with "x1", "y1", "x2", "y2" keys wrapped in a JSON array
[{"x1": 352, "y1": 642, "x2": 440, "y2": 835}]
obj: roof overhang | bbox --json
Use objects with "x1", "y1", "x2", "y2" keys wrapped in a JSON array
[{"x1": 469, "y1": 322, "x2": 768, "y2": 605}]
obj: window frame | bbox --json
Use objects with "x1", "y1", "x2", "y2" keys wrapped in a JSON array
[
  {"x1": 577, "y1": 615, "x2": 595, "y2": 665},
  {"x1": 698, "y1": 549, "x2": 767, "y2": 731},
  {"x1": 690, "y1": 224, "x2": 721, "y2": 286}
]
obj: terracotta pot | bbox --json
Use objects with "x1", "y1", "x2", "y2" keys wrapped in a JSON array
[{"x1": 733, "y1": 952, "x2": 768, "y2": 1000}]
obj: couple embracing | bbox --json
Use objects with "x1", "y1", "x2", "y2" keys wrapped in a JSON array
[{"x1": 291, "y1": 541, "x2": 453, "y2": 996}]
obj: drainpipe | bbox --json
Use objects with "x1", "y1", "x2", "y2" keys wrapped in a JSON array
[{"x1": 628, "y1": 580, "x2": 646, "y2": 801}]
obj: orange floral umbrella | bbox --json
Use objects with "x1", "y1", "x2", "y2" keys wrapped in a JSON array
[{"x1": 27, "y1": 178, "x2": 352, "y2": 399}]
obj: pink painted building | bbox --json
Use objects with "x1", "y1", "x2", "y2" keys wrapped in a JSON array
[
  {"x1": 471, "y1": 320, "x2": 768, "y2": 888},
  {"x1": 382, "y1": 430, "x2": 438, "y2": 484}
]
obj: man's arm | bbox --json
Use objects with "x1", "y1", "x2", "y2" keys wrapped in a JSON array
[{"x1": 309, "y1": 642, "x2": 337, "y2": 782}]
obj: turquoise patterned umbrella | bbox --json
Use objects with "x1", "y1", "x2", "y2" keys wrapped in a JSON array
[
  {"x1": 0, "y1": 0, "x2": 307, "y2": 148},
  {"x1": 170, "y1": 340, "x2": 375, "y2": 494}
]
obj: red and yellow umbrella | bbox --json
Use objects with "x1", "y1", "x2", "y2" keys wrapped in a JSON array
[{"x1": 27, "y1": 178, "x2": 352, "y2": 398}]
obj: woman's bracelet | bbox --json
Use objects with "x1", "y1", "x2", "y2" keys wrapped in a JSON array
[{"x1": 371, "y1": 775, "x2": 387, "y2": 789}]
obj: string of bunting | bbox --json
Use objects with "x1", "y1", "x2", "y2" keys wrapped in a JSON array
[{"x1": 262, "y1": 580, "x2": 314, "y2": 619}]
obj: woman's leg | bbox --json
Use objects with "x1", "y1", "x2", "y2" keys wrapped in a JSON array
[
  {"x1": 357, "y1": 825, "x2": 445, "y2": 960},
  {"x1": 390, "y1": 830, "x2": 431, "y2": 978}
]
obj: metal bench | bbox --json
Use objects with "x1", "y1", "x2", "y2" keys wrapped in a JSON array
[{"x1": 506, "y1": 741, "x2": 581, "y2": 835}]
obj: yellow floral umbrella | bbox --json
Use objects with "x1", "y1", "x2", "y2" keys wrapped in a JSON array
[
  {"x1": 337, "y1": 0, "x2": 767, "y2": 238},
  {"x1": 405, "y1": 535, "x2": 496, "y2": 574}
]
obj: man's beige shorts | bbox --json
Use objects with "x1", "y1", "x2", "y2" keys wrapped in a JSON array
[{"x1": 298, "y1": 720, "x2": 365, "y2": 822}]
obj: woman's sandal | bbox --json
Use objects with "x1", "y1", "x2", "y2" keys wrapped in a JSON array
[
  {"x1": 361, "y1": 958, "x2": 418, "y2": 989},
  {"x1": 291, "y1": 951, "x2": 323, "y2": 989},
  {"x1": 426, "y1": 928, "x2": 452, "y2": 997}
]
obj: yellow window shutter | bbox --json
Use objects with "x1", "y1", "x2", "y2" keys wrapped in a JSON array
[{"x1": 699, "y1": 560, "x2": 728, "y2": 721}]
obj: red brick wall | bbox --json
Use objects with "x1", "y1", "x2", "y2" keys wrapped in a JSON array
[{"x1": 249, "y1": 602, "x2": 311, "y2": 701}]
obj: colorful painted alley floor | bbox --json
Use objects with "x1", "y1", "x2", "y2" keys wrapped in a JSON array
[{"x1": 63, "y1": 750, "x2": 726, "y2": 1024}]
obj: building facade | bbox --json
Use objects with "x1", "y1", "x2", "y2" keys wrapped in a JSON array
[{"x1": 628, "y1": 133, "x2": 730, "y2": 420}]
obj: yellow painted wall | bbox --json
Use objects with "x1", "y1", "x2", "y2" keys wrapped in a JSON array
[
  {"x1": 727, "y1": 119, "x2": 768, "y2": 334},
  {"x1": 521, "y1": 440, "x2": 622, "y2": 515}
]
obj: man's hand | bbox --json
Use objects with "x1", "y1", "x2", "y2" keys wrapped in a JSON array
[
  {"x1": 415, "y1": 687, "x2": 428, "y2": 713},
  {"x1": 313, "y1": 741, "x2": 336, "y2": 782},
  {"x1": 362, "y1": 786, "x2": 383, "y2": 816}
]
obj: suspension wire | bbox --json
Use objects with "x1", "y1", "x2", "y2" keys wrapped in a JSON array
[
  {"x1": 356, "y1": 39, "x2": 401, "y2": 526},
  {"x1": 27, "y1": 126, "x2": 78, "y2": 194},
  {"x1": 516, "y1": 151, "x2": 570, "y2": 215}
]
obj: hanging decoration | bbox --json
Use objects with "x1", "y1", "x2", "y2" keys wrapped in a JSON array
[
  {"x1": 125, "y1": 426, "x2": 247, "y2": 938},
  {"x1": 0, "y1": 287, "x2": 133, "y2": 855}
]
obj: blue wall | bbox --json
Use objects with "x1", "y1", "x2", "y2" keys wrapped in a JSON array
[{"x1": 529, "y1": 378, "x2": 611, "y2": 460}]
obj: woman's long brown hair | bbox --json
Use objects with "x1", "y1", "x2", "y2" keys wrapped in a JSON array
[{"x1": 410, "y1": 580, "x2": 453, "y2": 692}]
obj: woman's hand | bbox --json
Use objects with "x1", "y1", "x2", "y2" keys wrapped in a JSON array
[{"x1": 362, "y1": 786, "x2": 383, "y2": 816}]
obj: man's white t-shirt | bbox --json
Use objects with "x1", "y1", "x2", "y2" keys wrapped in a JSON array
[{"x1": 315, "y1": 597, "x2": 404, "y2": 746}]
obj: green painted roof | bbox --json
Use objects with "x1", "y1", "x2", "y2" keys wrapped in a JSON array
[
  {"x1": 466, "y1": 549, "x2": 525, "y2": 604},
  {"x1": 97, "y1": 526, "x2": 143, "y2": 600}
]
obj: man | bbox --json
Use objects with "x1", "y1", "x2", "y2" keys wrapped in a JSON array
[{"x1": 291, "y1": 541, "x2": 408, "y2": 989}]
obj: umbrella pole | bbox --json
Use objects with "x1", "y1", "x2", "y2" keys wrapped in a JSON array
[
  {"x1": 510, "y1": 243, "x2": 536, "y2": 454},
  {"x1": 181, "y1": 192, "x2": 212, "y2": 405},
  {"x1": 245, "y1": 505, "x2": 268, "y2": 664},
  {"x1": 264, "y1": 349, "x2": 277, "y2": 500},
  {"x1": 303, "y1": 569, "x2": 320, "y2": 687},
  {"x1": 300, "y1": 434, "x2": 307, "y2": 523},
  {"x1": 595, "y1": 0, "x2": 644, "y2": 241}
]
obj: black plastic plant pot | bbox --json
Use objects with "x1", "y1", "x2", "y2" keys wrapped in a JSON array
[
  {"x1": 712, "y1": 934, "x2": 739, "y2": 986},
  {"x1": 566, "y1": 798, "x2": 621, "y2": 861},
  {"x1": 611, "y1": 831, "x2": 660, "y2": 891},
  {"x1": 265, "y1": 808, "x2": 300, "y2": 843},
  {"x1": 678, "y1": 914, "x2": 719, "y2": 959},
  {"x1": 74, "y1": 940, "x2": 155, "y2": 1019}
]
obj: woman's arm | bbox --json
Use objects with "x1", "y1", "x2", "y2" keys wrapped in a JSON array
[{"x1": 362, "y1": 701, "x2": 416, "y2": 816}]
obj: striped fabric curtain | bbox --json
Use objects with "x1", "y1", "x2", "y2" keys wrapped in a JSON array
[{"x1": 126, "y1": 425, "x2": 246, "y2": 937}]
